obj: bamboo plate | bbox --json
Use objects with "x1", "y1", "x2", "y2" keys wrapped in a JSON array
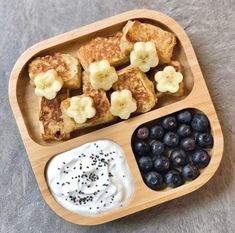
[{"x1": 9, "y1": 9, "x2": 224, "y2": 225}]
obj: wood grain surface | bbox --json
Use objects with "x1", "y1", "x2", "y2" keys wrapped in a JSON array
[{"x1": 1, "y1": 1, "x2": 235, "y2": 232}]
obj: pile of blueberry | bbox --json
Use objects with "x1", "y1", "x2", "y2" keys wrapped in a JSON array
[{"x1": 132, "y1": 109, "x2": 213, "y2": 190}]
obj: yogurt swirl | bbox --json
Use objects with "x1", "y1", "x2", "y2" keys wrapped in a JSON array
[{"x1": 46, "y1": 140, "x2": 134, "y2": 215}]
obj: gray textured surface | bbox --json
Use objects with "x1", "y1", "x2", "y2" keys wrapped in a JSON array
[{"x1": 1, "y1": 0, "x2": 235, "y2": 232}]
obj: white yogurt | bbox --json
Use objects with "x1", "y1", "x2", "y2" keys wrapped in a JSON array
[{"x1": 46, "y1": 140, "x2": 134, "y2": 215}]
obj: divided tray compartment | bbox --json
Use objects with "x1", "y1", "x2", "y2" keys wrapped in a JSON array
[{"x1": 9, "y1": 9, "x2": 224, "y2": 225}]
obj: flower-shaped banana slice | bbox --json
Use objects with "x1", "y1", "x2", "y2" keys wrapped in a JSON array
[
  {"x1": 110, "y1": 89, "x2": 137, "y2": 119},
  {"x1": 34, "y1": 69, "x2": 63, "y2": 100},
  {"x1": 154, "y1": 66, "x2": 183, "y2": 93},
  {"x1": 66, "y1": 96, "x2": 96, "y2": 124},
  {"x1": 130, "y1": 41, "x2": 159, "y2": 72},
  {"x1": 89, "y1": 60, "x2": 118, "y2": 90}
]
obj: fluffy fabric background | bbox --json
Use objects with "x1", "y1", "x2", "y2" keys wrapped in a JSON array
[{"x1": 0, "y1": 0, "x2": 234, "y2": 232}]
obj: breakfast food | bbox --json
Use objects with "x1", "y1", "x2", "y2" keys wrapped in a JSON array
[
  {"x1": 77, "y1": 32, "x2": 129, "y2": 71},
  {"x1": 29, "y1": 53, "x2": 82, "y2": 89},
  {"x1": 89, "y1": 60, "x2": 118, "y2": 90},
  {"x1": 155, "y1": 66, "x2": 184, "y2": 97},
  {"x1": 34, "y1": 69, "x2": 63, "y2": 100},
  {"x1": 110, "y1": 90, "x2": 137, "y2": 119},
  {"x1": 113, "y1": 66, "x2": 156, "y2": 113},
  {"x1": 132, "y1": 109, "x2": 213, "y2": 190},
  {"x1": 27, "y1": 19, "x2": 185, "y2": 141},
  {"x1": 61, "y1": 73, "x2": 114, "y2": 134},
  {"x1": 39, "y1": 89, "x2": 70, "y2": 140},
  {"x1": 130, "y1": 41, "x2": 159, "y2": 72},
  {"x1": 46, "y1": 140, "x2": 134, "y2": 215},
  {"x1": 120, "y1": 20, "x2": 176, "y2": 63}
]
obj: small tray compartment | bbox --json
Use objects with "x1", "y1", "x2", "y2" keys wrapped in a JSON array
[{"x1": 9, "y1": 10, "x2": 223, "y2": 225}]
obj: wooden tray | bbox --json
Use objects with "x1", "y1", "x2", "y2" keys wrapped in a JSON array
[{"x1": 9, "y1": 9, "x2": 224, "y2": 225}]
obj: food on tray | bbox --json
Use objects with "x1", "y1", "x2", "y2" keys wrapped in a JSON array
[
  {"x1": 132, "y1": 109, "x2": 213, "y2": 190},
  {"x1": 77, "y1": 32, "x2": 129, "y2": 71},
  {"x1": 61, "y1": 73, "x2": 114, "y2": 134},
  {"x1": 120, "y1": 20, "x2": 176, "y2": 63},
  {"x1": 39, "y1": 89, "x2": 70, "y2": 140},
  {"x1": 46, "y1": 140, "x2": 134, "y2": 215},
  {"x1": 113, "y1": 66, "x2": 156, "y2": 113},
  {"x1": 34, "y1": 69, "x2": 63, "y2": 100},
  {"x1": 130, "y1": 41, "x2": 159, "y2": 72},
  {"x1": 65, "y1": 96, "x2": 96, "y2": 124},
  {"x1": 29, "y1": 53, "x2": 82, "y2": 89},
  {"x1": 27, "y1": 19, "x2": 185, "y2": 141},
  {"x1": 110, "y1": 90, "x2": 137, "y2": 119},
  {"x1": 154, "y1": 66, "x2": 183, "y2": 96},
  {"x1": 88, "y1": 60, "x2": 118, "y2": 90}
]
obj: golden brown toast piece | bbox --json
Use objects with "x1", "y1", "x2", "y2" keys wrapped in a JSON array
[
  {"x1": 77, "y1": 32, "x2": 129, "y2": 71},
  {"x1": 120, "y1": 20, "x2": 176, "y2": 63},
  {"x1": 113, "y1": 66, "x2": 156, "y2": 113},
  {"x1": 39, "y1": 89, "x2": 70, "y2": 140},
  {"x1": 61, "y1": 73, "x2": 114, "y2": 134},
  {"x1": 29, "y1": 53, "x2": 82, "y2": 89}
]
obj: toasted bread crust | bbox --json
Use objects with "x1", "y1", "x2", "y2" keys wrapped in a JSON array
[
  {"x1": 77, "y1": 32, "x2": 129, "y2": 71},
  {"x1": 120, "y1": 21, "x2": 176, "y2": 63},
  {"x1": 39, "y1": 89, "x2": 70, "y2": 140},
  {"x1": 61, "y1": 73, "x2": 114, "y2": 134},
  {"x1": 29, "y1": 53, "x2": 82, "y2": 89},
  {"x1": 114, "y1": 66, "x2": 156, "y2": 113}
]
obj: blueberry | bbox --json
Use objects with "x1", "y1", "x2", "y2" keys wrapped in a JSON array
[
  {"x1": 138, "y1": 156, "x2": 153, "y2": 172},
  {"x1": 191, "y1": 113, "x2": 210, "y2": 132},
  {"x1": 154, "y1": 156, "x2": 170, "y2": 172},
  {"x1": 163, "y1": 132, "x2": 179, "y2": 147},
  {"x1": 192, "y1": 149, "x2": 210, "y2": 168},
  {"x1": 150, "y1": 125, "x2": 164, "y2": 139},
  {"x1": 177, "y1": 110, "x2": 192, "y2": 123},
  {"x1": 170, "y1": 149, "x2": 187, "y2": 166},
  {"x1": 182, "y1": 164, "x2": 200, "y2": 180},
  {"x1": 137, "y1": 127, "x2": 149, "y2": 139},
  {"x1": 162, "y1": 116, "x2": 177, "y2": 131},
  {"x1": 196, "y1": 133, "x2": 214, "y2": 148},
  {"x1": 165, "y1": 170, "x2": 183, "y2": 188},
  {"x1": 151, "y1": 140, "x2": 165, "y2": 155},
  {"x1": 181, "y1": 137, "x2": 196, "y2": 151},
  {"x1": 177, "y1": 124, "x2": 192, "y2": 137},
  {"x1": 144, "y1": 171, "x2": 164, "y2": 190},
  {"x1": 134, "y1": 141, "x2": 150, "y2": 156}
]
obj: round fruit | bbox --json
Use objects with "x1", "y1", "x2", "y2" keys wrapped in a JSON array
[
  {"x1": 165, "y1": 170, "x2": 183, "y2": 188},
  {"x1": 138, "y1": 156, "x2": 153, "y2": 172},
  {"x1": 137, "y1": 127, "x2": 149, "y2": 139},
  {"x1": 192, "y1": 149, "x2": 210, "y2": 168},
  {"x1": 150, "y1": 125, "x2": 164, "y2": 139},
  {"x1": 177, "y1": 124, "x2": 192, "y2": 137},
  {"x1": 162, "y1": 116, "x2": 177, "y2": 131},
  {"x1": 134, "y1": 141, "x2": 150, "y2": 156},
  {"x1": 163, "y1": 132, "x2": 179, "y2": 147},
  {"x1": 196, "y1": 133, "x2": 214, "y2": 148},
  {"x1": 154, "y1": 156, "x2": 170, "y2": 172},
  {"x1": 151, "y1": 140, "x2": 164, "y2": 155},
  {"x1": 177, "y1": 110, "x2": 192, "y2": 123},
  {"x1": 170, "y1": 149, "x2": 187, "y2": 166},
  {"x1": 181, "y1": 137, "x2": 196, "y2": 151},
  {"x1": 144, "y1": 171, "x2": 164, "y2": 190},
  {"x1": 182, "y1": 164, "x2": 200, "y2": 180},
  {"x1": 191, "y1": 113, "x2": 210, "y2": 132}
]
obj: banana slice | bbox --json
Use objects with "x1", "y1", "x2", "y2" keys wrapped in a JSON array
[
  {"x1": 110, "y1": 90, "x2": 137, "y2": 119},
  {"x1": 89, "y1": 60, "x2": 118, "y2": 90},
  {"x1": 66, "y1": 96, "x2": 96, "y2": 124},
  {"x1": 34, "y1": 69, "x2": 63, "y2": 100},
  {"x1": 154, "y1": 66, "x2": 183, "y2": 93},
  {"x1": 130, "y1": 41, "x2": 159, "y2": 72}
]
